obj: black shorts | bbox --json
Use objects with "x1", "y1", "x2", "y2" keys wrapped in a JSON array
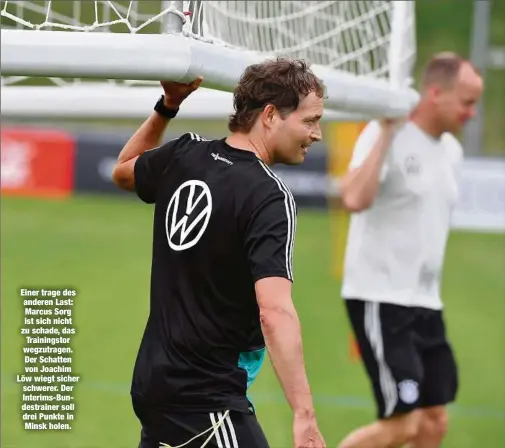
[
  {"x1": 345, "y1": 299, "x2": 458, "y2": 420},
  {"x1": 132, "y1": 397, "x2": 270, "y2": 448}
]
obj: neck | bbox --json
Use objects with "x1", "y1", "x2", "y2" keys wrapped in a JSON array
[
  {"x1": 225, "y1": 132, "x2": 274, "y2": 165},
  {"x1": 409, "y1": 104, "x2": 444, "y2": 139}
]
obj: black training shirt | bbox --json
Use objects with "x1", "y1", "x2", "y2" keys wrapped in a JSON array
[{"x1": 130, "y1": 132, "x2": 297, "y2": 413}]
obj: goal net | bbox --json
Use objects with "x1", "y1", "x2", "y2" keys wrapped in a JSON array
[{"x1": 1, "y1": 1, "x2": 418, "y2": 120}]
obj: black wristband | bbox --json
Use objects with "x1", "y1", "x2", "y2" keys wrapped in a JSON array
[{"x1": 154, "y1": 95, "x2": 179, "y2": 119}]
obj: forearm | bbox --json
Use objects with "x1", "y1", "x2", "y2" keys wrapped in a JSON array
[
  {"x1": 116, "y1": 112, "x2": 171, "y2": 164},
  {"x1": 340, "y1": 131, "x2": 393, "y2": 210},
  {"x1": 260, "y1": 306, "x2": 315, "y2": 416},
  {"x1": 112, "y1": 78, "x2": 202, "y2": 192}
]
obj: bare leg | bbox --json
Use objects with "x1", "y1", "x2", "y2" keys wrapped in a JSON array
[
  {"x1": 407, "y1": 406, "x2": 448, "y2": 448},
  {"x1": 338, "y1": 411, "x2": 421, "y2": 448}
]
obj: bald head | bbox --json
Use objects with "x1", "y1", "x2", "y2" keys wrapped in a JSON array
[{"x1": 421, "y1": 52, "x2": 480, "y2": 91}]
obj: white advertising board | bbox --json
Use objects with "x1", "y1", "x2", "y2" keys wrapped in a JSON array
[{"x1": 452, "y1": 157, "x2": 505, "y2": 233}]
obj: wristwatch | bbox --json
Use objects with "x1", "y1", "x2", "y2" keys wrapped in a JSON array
[{"x1": 154, "y1": 95, "x2": 179, "y2": 119}]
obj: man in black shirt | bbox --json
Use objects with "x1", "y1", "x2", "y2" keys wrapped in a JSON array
[{"x1": 112, "y1": 58, "x2": 326, "y2": 448}]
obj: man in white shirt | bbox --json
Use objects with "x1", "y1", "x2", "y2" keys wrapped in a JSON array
[{"x1": 337, "y1": 53, "x2": 484, "y2": 448}]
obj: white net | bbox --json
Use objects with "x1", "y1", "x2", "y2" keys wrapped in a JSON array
[
  {"x1": 1, "y1": 0, "x2": 182, "y2": 87},
  {"x1": 1, "y1": 0, "x2": 415, "y2": 88},
  {"x1": 203, "y1": 1, "x2": 412, "y2": 80}
]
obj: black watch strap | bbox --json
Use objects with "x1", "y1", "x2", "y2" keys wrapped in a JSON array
[{"x1": 154, "y1": 95, "x2": 179, "y2": 119}]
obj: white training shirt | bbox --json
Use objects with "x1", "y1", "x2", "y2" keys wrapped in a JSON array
[{"x1": 341, "y1": 120, "x2": 464, "y2": 310}]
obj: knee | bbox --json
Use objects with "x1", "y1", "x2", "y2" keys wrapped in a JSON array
[
  {"x1": 420, "y1": 406, "x2": 448, "y2": 439},
  {"x1": 400, "y1": 412, "x2": 421, "y2": 443},
  {"x1": 380, "y1": 410, "x2": 422, "y2": 446}
]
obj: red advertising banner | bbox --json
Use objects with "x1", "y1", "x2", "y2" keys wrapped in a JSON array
[{"x1": 1, "y1": 128, "x2": 75, "y2": 198}]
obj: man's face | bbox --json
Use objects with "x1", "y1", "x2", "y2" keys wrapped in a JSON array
[
  {"x1": 266, "y1": 92, "x2": 323, "y2": 165},
  {"x1": 432, "y1": 63, "x2": 484, "y2": 135}
]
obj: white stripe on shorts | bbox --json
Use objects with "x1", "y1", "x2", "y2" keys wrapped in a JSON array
[
  {"x1": 217, "y1": 411, "x2": 231, "y2": 448},
  {"x1": 364, "y1": 301, "x2": 398, "y2": 417},
  {"x1": 225, "y1": 413, "x2": 238, "y2": 448},
  {"x1": 209, "y1": 411, "x2": 238, "y2": 448},
  {"x1": 209, "y1": 412, "x2": 224, "y2": 448}
]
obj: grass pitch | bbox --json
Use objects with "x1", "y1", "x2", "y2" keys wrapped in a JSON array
[{"x1": 2, "y1": 195, "x2": 504, "y2": 447}]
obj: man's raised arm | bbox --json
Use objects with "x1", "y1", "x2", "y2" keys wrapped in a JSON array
[{"x1": 112, "y1": 77, "x2": 203, "y2": 192}]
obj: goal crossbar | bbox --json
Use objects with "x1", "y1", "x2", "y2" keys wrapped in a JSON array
[{"x1": 1, "y1": 29, "x2": 419, "y2": 118}]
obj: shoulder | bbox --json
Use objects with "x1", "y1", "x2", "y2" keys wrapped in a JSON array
[
  {"x1": 354, "y1": 119, "x2": 409, "y2": 154},
  {"x1": 254, "y1": 160, "x2": 295, "y2": 202},
  {"x1": 389, "y1": 122, "x2": 436, "y2": 155},
  {"x1": 170, "y1": 131, "x2": 210, "y2": 148},
  {"x1": 237, "y1": 159, "x2": 296, "y2": 220},
  {"x1": 140, "y1": 131, "x2": 210, "y2": 156},
  {"x1": 153, "y1": 132, "x2": 214, "y2": 162},
  {"x1": 357, "y1": 119, "x2": 412, "y2": 142},
  {"x1": 390, "y1": 121, "x2": 417, "y2": 144}
]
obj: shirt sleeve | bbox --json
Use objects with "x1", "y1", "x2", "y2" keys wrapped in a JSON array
[
  {"x1": 134, "y1": 134, "x2": 189, "y2": 204},
  {"x1": 348, "y1": 120, "x2": 390, "y2": 182},
  {"x1": 244, "y1": 191, "x2": 296, "y2": 283}
]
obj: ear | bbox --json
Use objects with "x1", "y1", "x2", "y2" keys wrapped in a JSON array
[
  {"x1": 261, "y1": 104, "x2": 278, "y2": 128},
  {"x1": 426, "y1": 84, "x2": 442, "y2": 104}
]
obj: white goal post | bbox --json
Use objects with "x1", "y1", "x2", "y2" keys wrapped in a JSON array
[{"x1": 0, "y1": 1, "x2": 419, "y2": 120}]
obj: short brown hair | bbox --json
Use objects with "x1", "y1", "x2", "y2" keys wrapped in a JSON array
[
  {"x1": 421, "y1": 52, "x2": 477, "y2": 89},
  {"x1": 228, "y1": 57, "x2": 325, "y2": 133}
]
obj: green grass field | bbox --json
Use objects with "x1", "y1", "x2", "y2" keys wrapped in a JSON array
[{"x1": 2, "y1": 195, "x2": 504, "y2": 448}]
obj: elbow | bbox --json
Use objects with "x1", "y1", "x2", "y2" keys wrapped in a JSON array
[
  {"x1": 338, "y1": 176, "x2": 373, "y2": 212},
  {"x1": 111, "y1": 163, "x2": 125, "y2": 188},
  {"x1": 259, "y1": 308, "x2": 276, "y2": 331},
  {"x1": 259, "y1": 306, "x2": 298, "y2": 332},
  {"x1": 340, "y1": 191, "x2": 372, "y2": 213},
  {"x1": 111, "y1": 162, "x2": 134, "y2": 191}
]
